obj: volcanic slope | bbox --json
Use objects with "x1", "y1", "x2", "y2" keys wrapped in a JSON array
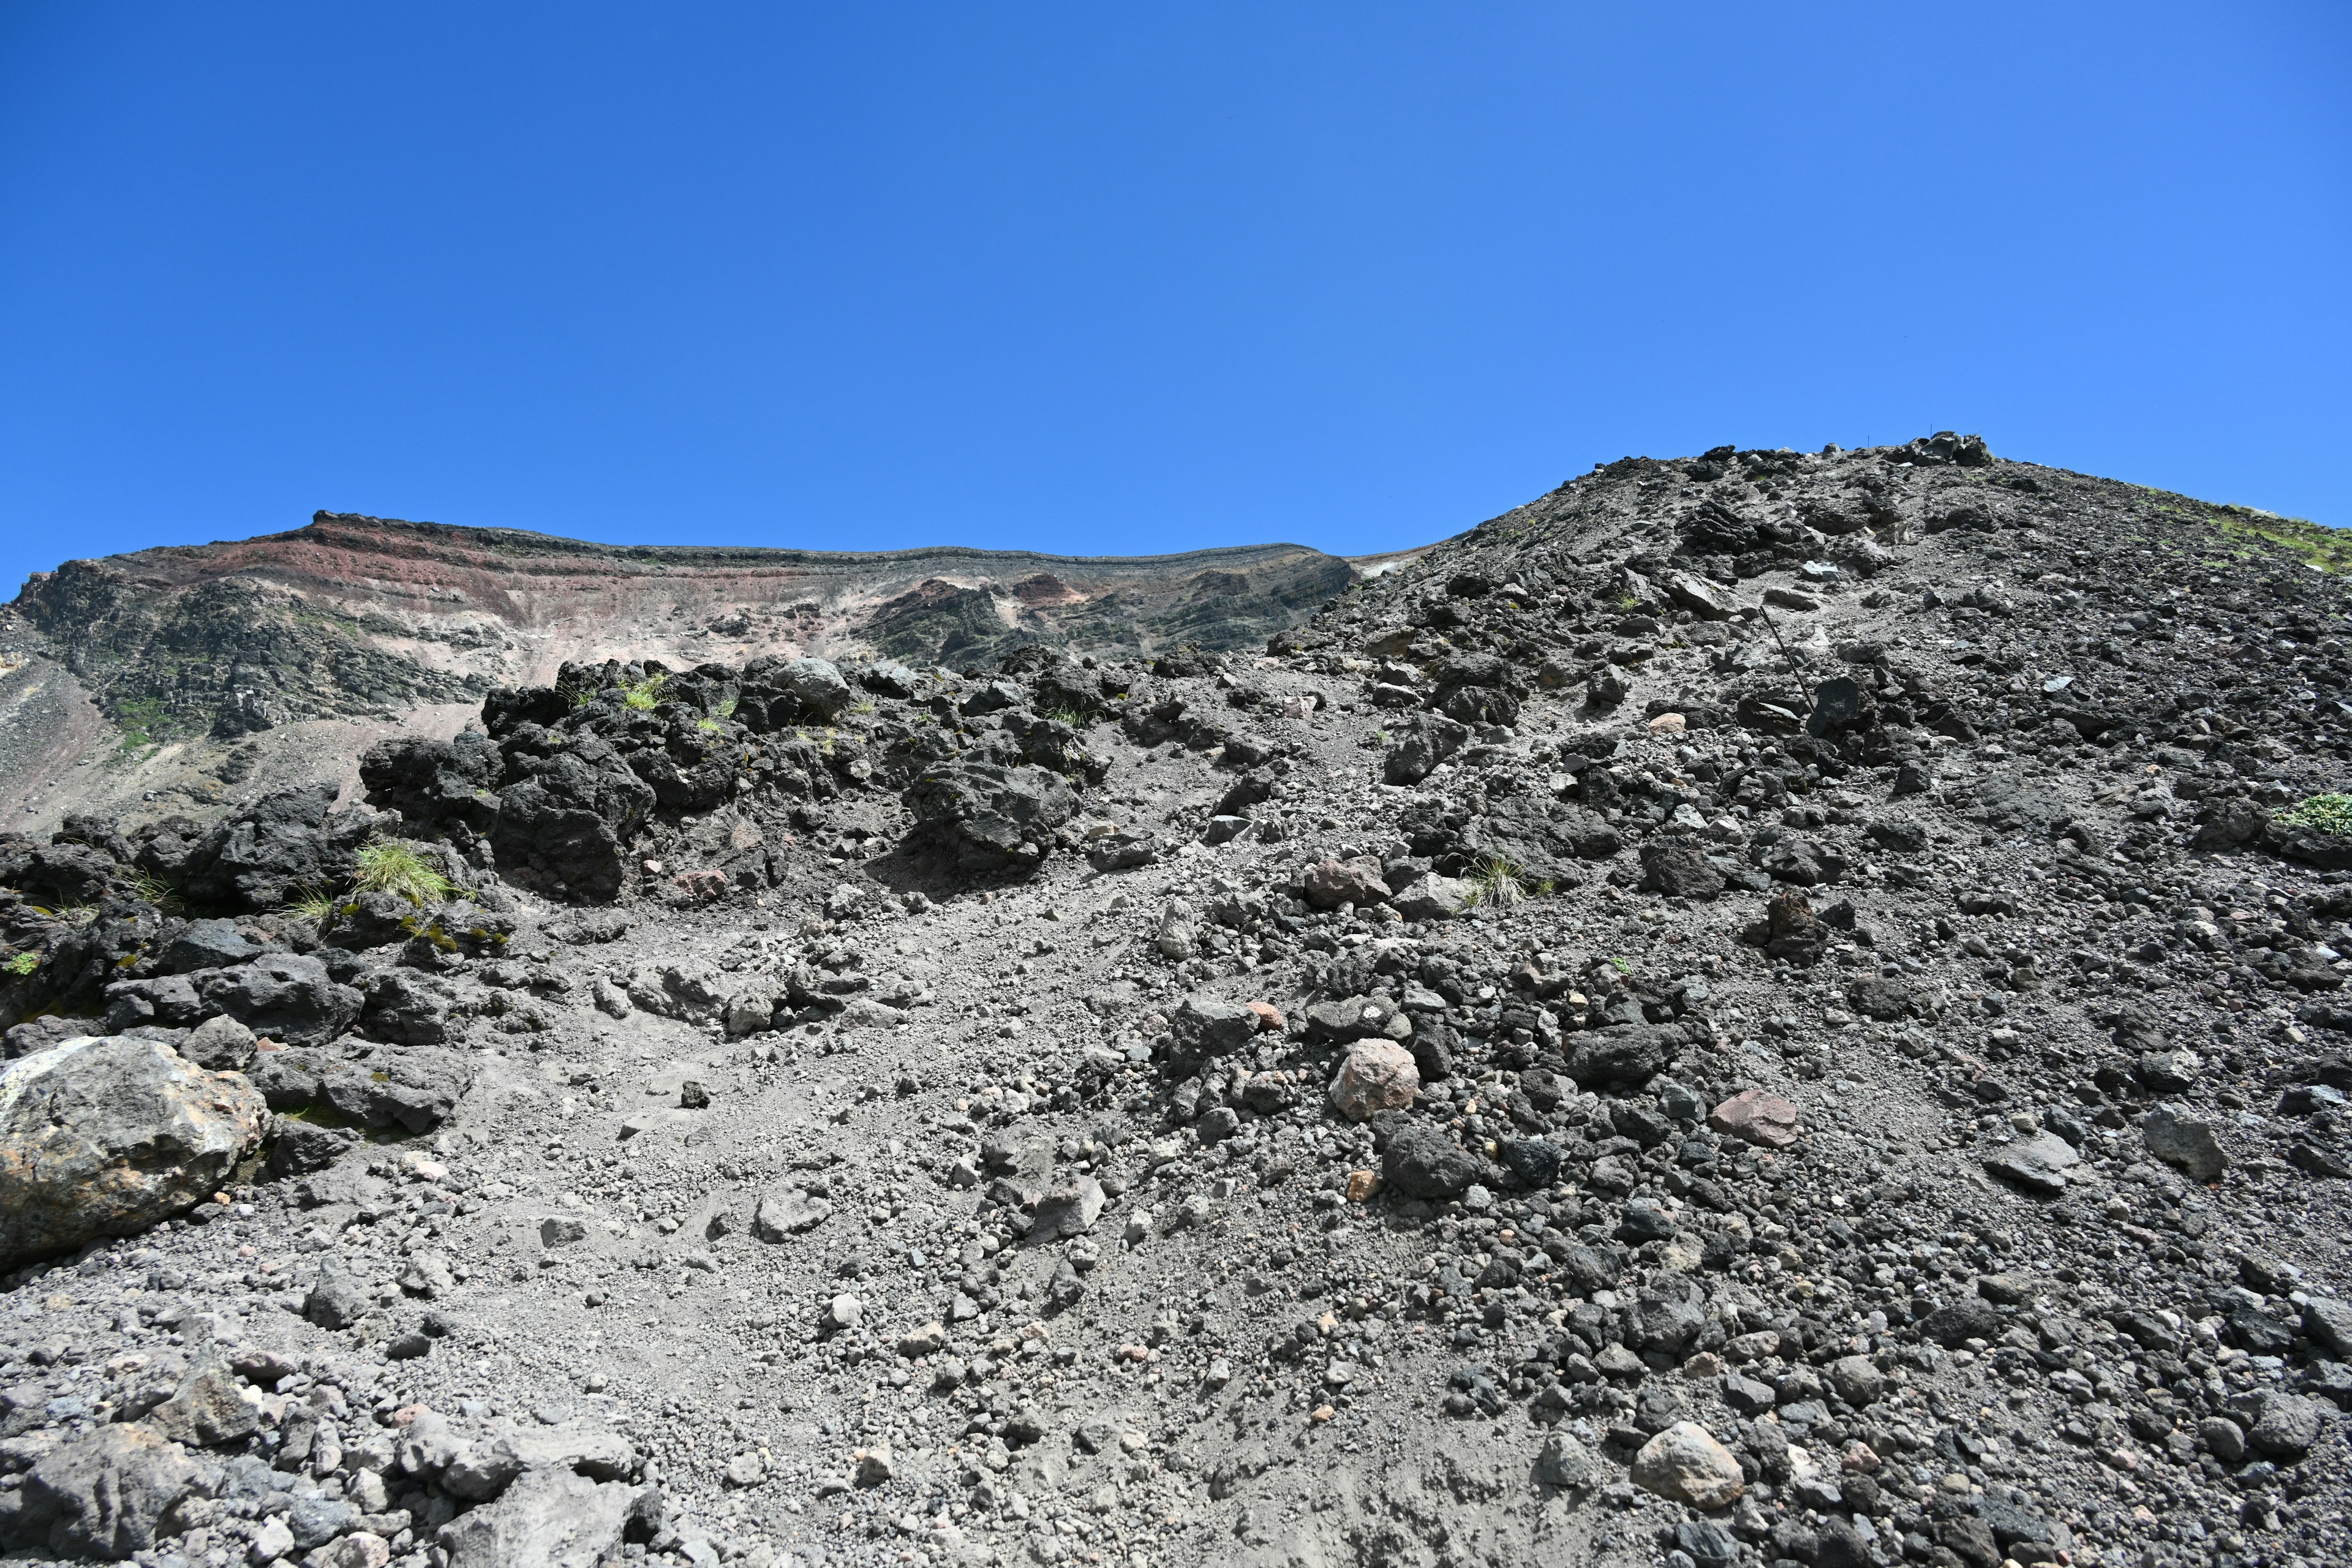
[
  {"x1": 2, "y1": 434, "x2": 2352, "y2": 1568},
  {"x1": 0, "y1": 512, "x2": 1362, "y2": 827}
]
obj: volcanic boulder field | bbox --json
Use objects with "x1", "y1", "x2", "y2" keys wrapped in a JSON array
[{"x1": 2, "y1": 434, "x2": 2352, "y2": 1568}]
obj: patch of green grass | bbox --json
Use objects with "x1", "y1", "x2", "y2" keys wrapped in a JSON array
[
  {"x1": 353, "y1": 840, "x2": 458, "y2": 905},
  {"x1": 620, "y1": 672, "x2": 670, "y2": 712},
  {"x1": 697, "y1": 718, "x2": 723, "y2": 733},
  {"x1": 114, "y1": 696, "x2": 170, "y2": 749},
  {"x1": 1608, "y1": 955, "x2": 1635, "y2": 976},
  {"x1": 716, "y1": 696, "x2": 739, "y2": 720},
  {"x1": 2204, "y1": 509, "x2": 2352, "y2": 575},
  {"x1": 3, "y1": 951, "x2": 37, "y2": 977},
  {"x1": 1460, "y1": 854, "x2": 1531, "y2": 909},
  {"x1": 848, "y1": 698, "x2": 878, "y2": 717},
  {"x1": 2278, "y1": 793, "x2": 2352, "y2": 837},
  {"x1": 1044, "y1": 707, "x2": 1091, "y2": 728}
]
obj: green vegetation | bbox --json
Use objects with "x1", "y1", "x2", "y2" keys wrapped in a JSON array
[
  {"x1": 697, "y1": 718, "x2": 722, "y2": 733},
  {"x1": 288, "y1": 884, "x2": 340, "y2": 922},
  {"x1": 2162, "y1": 500, "x2": 2352, "y2": 575},
  {"x1": 1044, "y1": 707, "x2": 1091, "y2": 728},
  {"x1": 2278, "y1": 793, "x2": 2352, "y2": 837},
  {"x1": 114, "y1": 696, "x2": 170, "y2": 748},
  {"x1": 620, "y1": 672, "x2": 671, "y2": 711},
  {"x1": 353, "y1": 840, "x2": 458, "y2": 905},
  {"x1": 715, "y1": 696, "x2": 739, "y2": 720},
  {"x1": 848, "y1": 698, "x2": 878, "y2": 717},
  {"x1": 3, "y1": 951, "x2": 37, "y2": 977},
  {"x1": 1460, "y1": 854, "x2": 1532, "y2": 910},
  {"x1": 123, "y1": 868, "x2": 183, "y2": 914}
]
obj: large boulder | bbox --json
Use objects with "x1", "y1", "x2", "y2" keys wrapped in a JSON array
[
  {"x1": 1381, "y1": 1125, "x2": 1482, "y2": 1200},
  {"x1": 437, "y1": 1466, "x2": 663, "y2": 1568},
  {"x1": 6, "y1": 1424, "x2": 203, "y2": 1559},
  {"x1": 0, "y1": 1038, "x2": 265, "y2": 1268},
  {"x1": 904, "y1": 761, "x2": 1077, "y2": 876},
  {"x1": 360, "y1": 731, "x2": 502, "y2": 831},
  {"x1": 742, "y1": 654, "x2": 854, "y2": 726},
  {"x1": 1564, "y1": 1023, "x2": 1680, "y2": 1091},
  {"x1": 0, "y1": 839, "x2": 124, "y2": 906},
  {"x1": 1381, "y1": 715, "x2": 1470, "y2": 786},
  {"x1": 488, "y1": 738, "x2": 657, "y2": 902},
  {"x1": 1450, "y1": 801, "x2": 1619, "y2": 881},
  {"x1": 137, "y1": 784, "x2": 375, "y2": 913},
  {"x1": 104, "y1": 954, "x2": 364, "y2": 1048}
]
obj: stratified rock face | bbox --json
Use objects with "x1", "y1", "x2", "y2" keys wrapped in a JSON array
[
  {"x1": 0, "y1": 1036, "x2": 266, "y2": 1267},
  {"x1": 2, "y1": 512, "x2": 1357, "y2": 745}
]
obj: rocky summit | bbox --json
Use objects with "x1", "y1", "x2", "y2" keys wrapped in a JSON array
[{"x1": 1, "y1": 434, "x2": 2350, "y2": 1568}]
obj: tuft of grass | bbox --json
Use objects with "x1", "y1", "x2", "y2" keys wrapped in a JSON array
[
  {"x1": 1460, "y1": 854, "x2": 1531, "y2": 909},
  {"x1": 353, "y1": 841, "x2": 458, "y2": 906},
  {"x1": 287, "y1": 884, "x2": 339, "y2": 922},
  {"x1": 1044, "y1": 707, "x2": 1091, "y2": 728},
  {"x1": 620, "y1": 672, "x2": 671, "y2": 712},
  {"x1": 697, "y1": 718, "x2": 722, "y2": 733},
  {"x1": 848, "y1": 697, "x2": 878, "y2": 717},
  {"x1": 716, "y1": 696, "x2": 739, "y2": 720},
  {"x1": 122, "y1": 868, "x2": 183, "y2": 915},
  {"x1": 2278, "y1": 793, "x2": 2352, "y2": 837},
  {"x1": 3, "y1": 951, "x2": 37, "y2": 977}
]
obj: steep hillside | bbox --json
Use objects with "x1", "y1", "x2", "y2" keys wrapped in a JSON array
[{"x1": 2, "y1": 435, "x2": 2351, "y2": 1568}]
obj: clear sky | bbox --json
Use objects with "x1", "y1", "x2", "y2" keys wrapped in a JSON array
[{"x1": 2, "y1": 3, "x2": 2347, "y2": 598}]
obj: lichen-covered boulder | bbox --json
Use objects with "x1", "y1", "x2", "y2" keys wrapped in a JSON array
[{"x1": 0, "y1": 1037, "x2": 265, "y2": 1267}]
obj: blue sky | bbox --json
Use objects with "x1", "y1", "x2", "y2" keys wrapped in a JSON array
[{"x1": 2, "y1": 3, "x2": 2346, "y2": 597}]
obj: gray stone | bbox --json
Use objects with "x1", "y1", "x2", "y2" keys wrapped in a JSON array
[
  {"x1": 2140, "y1": 1106, "x2": 2228, "y2": 1182},
  {"x1": 2198, "y1": 1415, "x2": 2247, "y2": 1463},
  {"x1": 305, "y1": 1269, "x2": 371, "y2": 1331},
  {"x1": 145, "y1": 1351, "x2": 258, "y2": 1448},
  {"x1": 2248, "y1": 1392, "x2": 2326, "y2": 1460},
  {"x1": 12, "y1": 1423, "x2": 201, "y2": 1560},
  {"x1": 0, "y1": 1036, "x2": 265, "y2": 1268},
  {"x1": 1629, "y1": 1422, "x2": 1745, "y2": 1509},
  {"x1": 751, "y1": 1188, "x2": 832, "y2": 1240},
  {"x1": 1534, "y1": 1430, "x2": 1597, "y2": 1490},
  {"x1": 436, "y1": 1466, "x2": 660, "y2": 1568},
  {"x1": 181, "y1": 1013, "x2": 257, "y2": 1071},
  {"x1": 1389, "y1": 874, "x2": 1470, "y2": 921},
  {"x1": 1027, "y1": 1178, "x2": 1106, "y2": 1243},
  {"x1": 1381, "y1": 1125, "x2": 1482, "y2": 1200},
  {"x1": 1985, "y1": 1131, "x2": 2079, "y2": 1194},
  {"x1": 1826, "y1": 1354, "x2": 1887, "y2": 1406},
  {"x1": 1920, "y1": 1292, "x2": 2002, "y2": 1347},
  {"x1": 440, "y1": 1427, "x2": 638, "y2": 1501},
  {"x1": 2304, "y1": 1296, "x2": 2352, "y2": 1360},
  {"x1": 904, "y1": 762, "x2": 1078, "y2": 877}
]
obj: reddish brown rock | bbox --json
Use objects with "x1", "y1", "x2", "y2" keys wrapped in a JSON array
[{"x1": 1709, "y1": 1089, "x2": 1802, "y2": 1149}]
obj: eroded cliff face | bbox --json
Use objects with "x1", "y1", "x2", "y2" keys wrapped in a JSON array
[{"x1": 1, "y1": 513, "x2": 1362, "y2": 747}]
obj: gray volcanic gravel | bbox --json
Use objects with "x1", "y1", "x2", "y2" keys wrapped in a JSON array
[{"x1": 2, "y1": 433, "x2": 2351, "y2": 1568}]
